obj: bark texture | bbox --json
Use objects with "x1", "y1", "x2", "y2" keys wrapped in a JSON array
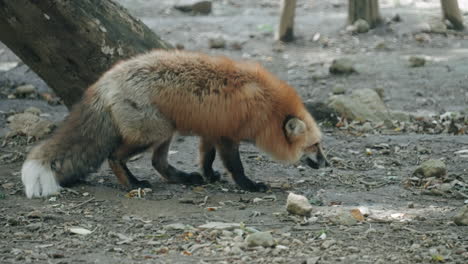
[
  {"x1": 348, "y1": 0, "x2": 382, "y2": 28},
  {"x1": 0, "y1": 0, "x2": 172, "y2": 108}
]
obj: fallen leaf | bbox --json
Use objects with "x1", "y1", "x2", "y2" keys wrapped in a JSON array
[{"x1": 350, "y1": 209, "x2": 365, "y2": 222}]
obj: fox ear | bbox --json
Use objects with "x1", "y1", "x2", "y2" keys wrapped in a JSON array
[{"x1": 285, "y1": 117, "x2": 306, "y2": 138}]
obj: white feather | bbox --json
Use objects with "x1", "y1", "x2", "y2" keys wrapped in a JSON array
[{"x1": 21, "y1": 160, "x2": 61, "y2": 198}]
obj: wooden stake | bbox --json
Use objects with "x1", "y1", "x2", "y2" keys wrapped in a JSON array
[
  {"x1": 441, "y1": 0, "x2": 464, "y2": 30},
  {"x1": 276, "y1": 0, "x2": 297, "y2": 42}
]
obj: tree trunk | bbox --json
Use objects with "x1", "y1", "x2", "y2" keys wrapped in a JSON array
[
  {"x1": 276, "y1": 0, "x2": 297, "y2": 42},
  {"x1": 0, "y1": 0, "x2": 172, "y2": 108},
  {"x1": 441, "y1": 0, "x2": 464, "y2": 30},
  {"x1": 348, "y1": 0, "x2": 382, "y2": 28}
]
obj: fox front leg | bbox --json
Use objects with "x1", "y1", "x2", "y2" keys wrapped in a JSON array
[
  {"x1": 152, "y1": 138, "x2": 204, "y2": 185},
  {"x1": 199, "y1": 138, "x2": 221, "y2": 183},
  {"x1": 217, "y1": 138, "x2": 269, "y2": 192}
]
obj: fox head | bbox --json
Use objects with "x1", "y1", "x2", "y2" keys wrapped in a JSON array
[
  {"x1": 256, "y1": 110, "x2": 329, "y2": 169},
  {"x1": 283, "y1": 113, "x2": 329, "y2": 169}
]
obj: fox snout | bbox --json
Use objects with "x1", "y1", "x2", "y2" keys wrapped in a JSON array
[{"x1": 305, "y1": 144, "x2": 330, "y2": 169}]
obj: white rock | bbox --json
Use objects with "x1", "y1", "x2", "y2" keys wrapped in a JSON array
[
  {"x1": 245, "y1": 232, "x2": 275, "y2": 247},
  {"x1": 286, "y1": 192, "x2": 313, "y2": 217}
]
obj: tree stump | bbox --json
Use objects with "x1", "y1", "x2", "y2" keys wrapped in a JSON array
[
  {"x1": 0, "y1": 0, "x2": 172, "y2": 108},
  {"x1": 441, "y1": 0, "x2": 464, "y2": 30},
  {"x1": 348, "y1": 0, "x2": 382, "y2": 28},
  {"x1": 276, "y1": 0, "x2": 297, "y2": 42}
]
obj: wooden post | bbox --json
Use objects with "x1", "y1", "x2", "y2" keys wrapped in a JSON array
[
  {"x1": 276, "y1": 0, "x2": 297, "y2": 42},
  {"x1": 0, "y1": 0, "x2": 172, "y2": 108},
  {"x1": 348, "y1": 0, "x2": 382, "y2": 28},
  {"x1": 441, "y1": 0, "x2": 464, "y2": 30}
]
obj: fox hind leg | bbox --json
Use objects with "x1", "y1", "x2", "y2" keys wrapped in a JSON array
[
  {"x1": 108, "y1": 144, "x2": 152, "y2": 189},
  {"x1": 152, "y1": 138, "x2": 204, "y2": 185},
  {"x1": 216, "y1": 138, "x2": 269, "y2": 192},
  {"x1": 199, "y1": 138, "x2": 221, "y2": 183}
]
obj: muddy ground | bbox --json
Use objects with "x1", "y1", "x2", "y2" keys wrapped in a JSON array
[{"x1": 0, "y1": 0, "x2": 467, "y2": 263}]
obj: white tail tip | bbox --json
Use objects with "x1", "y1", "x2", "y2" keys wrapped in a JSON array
[{"x1": 21, "y1": 160, "x2": 61, "y2": 198}]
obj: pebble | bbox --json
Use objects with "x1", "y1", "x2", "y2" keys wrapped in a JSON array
[
  {"x1": 198, "y1": 222, "x2": 241, "y2": 230},
  {"x1": 286, "y1": 192, "x2": 313, "y2": 217},
  {"x1": 413, "y1": 159, "x2": 447, "y2": 178},
  {"x1": 24, "y1": 107, "x2": 42, "y2": 116},
  {"x1": 409, "y1": 56, "x2": 426, "y2": 67},
  {"x1": 321, "y1": 239, "x2": 336, "y2": 249},
  {"x1": 453, "y1": 205, "x2": 468, "y2": 226},
  {"x1": 332, "y1": 84, "x2": 346, "y2": 95},
  {"x1": 330, "y1": 211, "x2": 358, "y2": 226},
  {"x1": 174, "y1": 1, "x2": 212, "y2": 15},
  {"x1": 353, "y1": 19, "x2": 370, "y2": 33},
  {"x1": 164, "y1": 223, "x2": 193, "y2": 231},
  {"x1": 209, "y1": 37, "x2": 226, "y2": 49},
  {"x1": 245, "y1": 232, "x2": 275, "y2": 247},
  {"x1": 329, "y1": 58, "x2": 356, "y2": 75},
  {"x1": 14, "y1": 84, "x2": 36, "y2": 97}
]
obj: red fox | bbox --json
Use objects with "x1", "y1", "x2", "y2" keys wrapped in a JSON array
[{"x1": 21, "y1": 50, "x2": 328, "y2": 198}]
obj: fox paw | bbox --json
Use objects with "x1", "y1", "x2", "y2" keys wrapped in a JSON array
[
  {"x1": 204, "y1": 170, "x2": 221, "y2": 183},
  {"x1": 238, "y1": 180, "x2": 269, "y2": 192},
  {"x1": 186, "y1": 172, "x2": 205, "y2": 185}
]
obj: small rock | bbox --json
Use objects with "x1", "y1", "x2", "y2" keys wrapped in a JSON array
[
  {"x1": 174, "y1": 1, "x2": 212, "y2": 15},
  {"x1": 453, "y1": 206, "x2": 468, "y2": 226},
  {"x1": 321, "y1": 239, "x2": 336, "y2": 249},
  {"x1": 24, "y1": 107, "x2": 42, "y2": 116},
  {"x1": 245, "y1": 232, "x2": 275, "y2": 247},
  {"x1": 409, "y1": 56, "x2": 426, "y2": 67},
  {"x1": 15, "y1": 84, "x2": 36, "y2": 97},
  {"x1": 408, "y1": 202, "x2": 415, "y2": 208},
  {"x1": 26, "y1": 223, "x2": 42, "y2": 231},
  {"x1": 413, "y1": 159, "x2": 447, "y2": 178},
  {"x1": 330, "y1": 211, "x2": 357, "y2": 226},
  {"x1": 27, "y1": 211, "x2": 43, "y2": 219},
  {"x1": 328, "y1": 88, "x2": 390, "y2": 123},
  {"x1": 329, "y1": 58, "x2": 356, "y2": 75},
  {"x1": 2, "y1": 182, "x2": 14, "y2": 189},
  {"x1": 414, "y1": 33, "x2": 431, "y2": 43},
  {"x1": 332, "y1": 84, "x2": 346, "y2": 95},
  {"x1": 198, "y1": 222, "x2": 241, "y2": 230},
  {"x1": 353, "y1": 19, "x2": 370, "y2": 33},
  {"x1": 391, "y1": 14, "x2": 402, "y2": 22},
  {"x1": 208, "y1": 37, "x2": 226, "y2": 49},
  {"x1": 374, "y1": 41, "x2": 389, "y2": 51},
  {"x1": 230, "y1": 41, "x2": 243, "y2": 50},
  {"x1": 0, "y1": 62, "x2": 19, "y2": 71},
  {"x1": 164, "y1": 223, "x2": 192, "y2": 231},
  {"x1": 7, "y1": 113, "x2": 55, "y2": 139},
  {"x1": 286, "y1": 192, "x2": 313, "y2": 217}
]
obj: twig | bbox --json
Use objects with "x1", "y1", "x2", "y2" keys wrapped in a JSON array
[{"x1": 69, "y1": 197, "x2": 95, "y2": 209}]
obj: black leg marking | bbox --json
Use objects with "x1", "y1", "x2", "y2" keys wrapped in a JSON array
[
  {"x1": 217, "y1": 138, "x2": 269, "y2": 192},
  {"x1": 152, "y1": 138, "x2": 204, "y2": 185}
]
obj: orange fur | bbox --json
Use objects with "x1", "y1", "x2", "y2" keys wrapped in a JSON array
[{"x1": 139, "y1": 50, "x2": 321, "y2": 162}]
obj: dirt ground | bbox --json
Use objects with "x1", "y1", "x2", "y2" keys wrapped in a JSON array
[{"x1": 1, "y1": 0, "x2": 467, "y2": 263}]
